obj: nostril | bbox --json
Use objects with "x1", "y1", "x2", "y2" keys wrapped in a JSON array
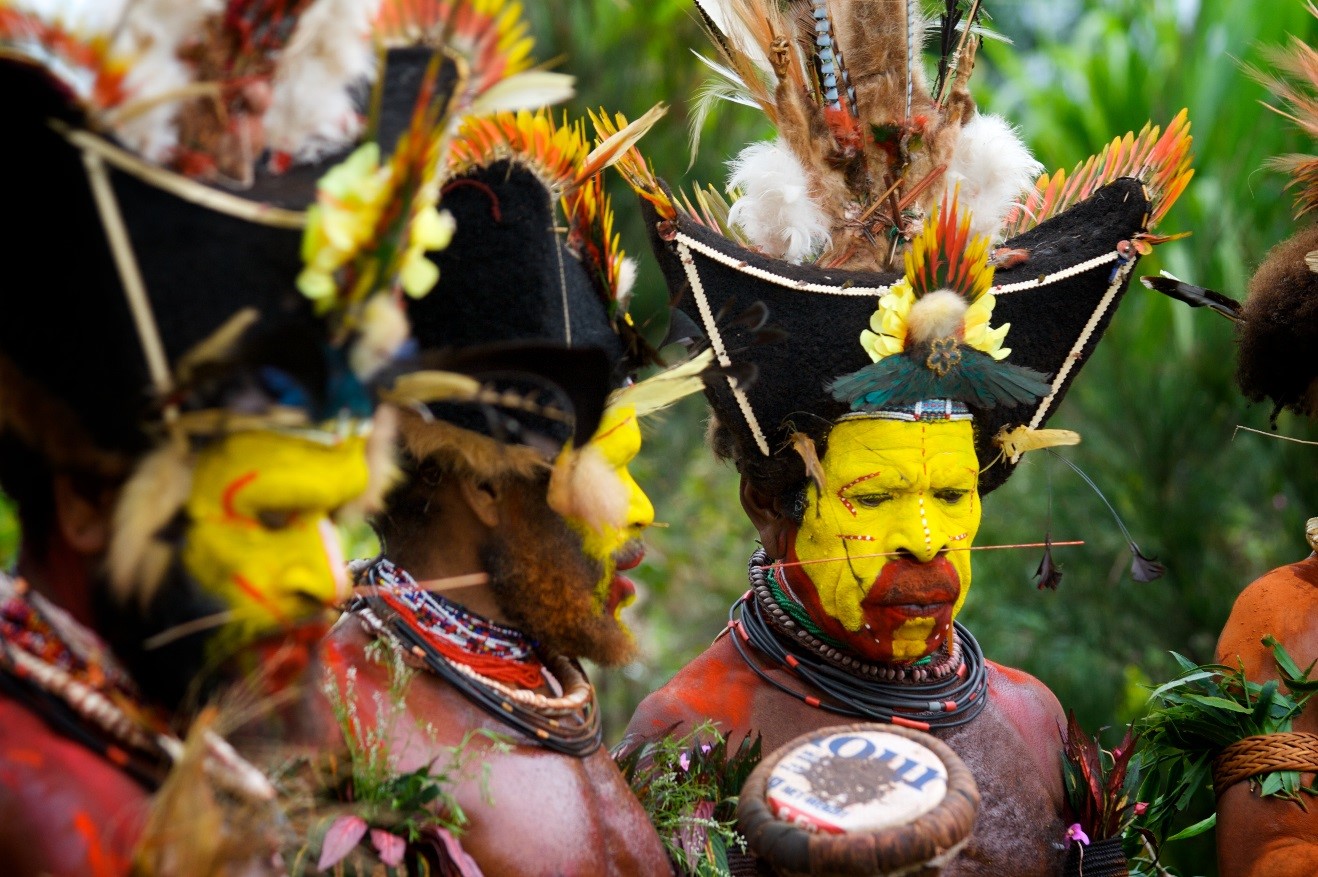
[{"x1": 894, "y1": 548, "x2": 920, "y2": 562}]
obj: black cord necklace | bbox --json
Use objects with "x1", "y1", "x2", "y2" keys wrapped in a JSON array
[{"x1": 727, "y1": 552, "x2": 989, "y2": 731}]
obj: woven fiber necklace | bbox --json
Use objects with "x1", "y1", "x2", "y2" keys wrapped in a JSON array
[
  {"x1": 727, "y1": 551, "x2": 988, "y2": 731},
  {"x1": 351, "y1": 560, "x2": 601, "y2": 757},
  {"x1": 0, "y1": 575, "x2": 275, "y2": 799}
]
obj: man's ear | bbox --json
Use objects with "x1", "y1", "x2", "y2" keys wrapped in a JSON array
[
  {"x1": 52, "y1": 474, "x2": 113, "y2": 556},
  {"x1": 457, "y1": 478, "x2": 501, "y2": 529},
  {"x1": 740, "y1": 476, "x2": 794, "y2": 560}
]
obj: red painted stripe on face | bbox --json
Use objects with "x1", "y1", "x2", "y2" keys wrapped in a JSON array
[{"x1": 220, "y1": 470, "x2": 261, "y2": 525}]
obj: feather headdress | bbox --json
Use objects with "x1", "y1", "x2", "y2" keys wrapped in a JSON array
[
  {"x1": 686, "y1": 0, "x2": 1041, "y2": 270},
  {"x1": 630, "y1": 2, "x2": 1194, "y2": 495},
  {"x1": 1143, "y1": 5, "x2": 1318, "y2": 422}
]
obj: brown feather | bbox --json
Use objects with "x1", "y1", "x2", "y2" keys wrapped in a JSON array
[{"x1": 789, "y1": 431, "x2": 827, "y2": 494}]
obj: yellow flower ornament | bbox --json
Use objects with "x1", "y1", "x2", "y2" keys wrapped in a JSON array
[
  {"x1": 830, "y1": 192, "x2": 1051, "y2": 412},
  {"x1": 857, "y1": 280, "x2": 1012, "y2": 365},
  {"x1": 297, "y1": 143, "x2": 456, "y2": 307},
  {"x1": 298, "y1": 143, "x2": 391, "y2": 304}
]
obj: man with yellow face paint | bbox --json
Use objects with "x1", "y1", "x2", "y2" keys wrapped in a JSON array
[
  {"x1": 626, "y1": 92, "x2": 1192, "y2": 872},
  {"x1": 0, "y1": 12, "x2": 468, "y2": 872},
  {"x1": 788, "y1": 418, "x2": 982, "y2": 664},
  {"x1": 293, "y1": 147, "x2": 704, "y2": 874}
]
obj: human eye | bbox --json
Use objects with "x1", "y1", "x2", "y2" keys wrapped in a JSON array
[
  {"x1": 256, "y1": 508, "x2": 303, "y2": 530},
  {"x1": 932, "y1": 488, "x2": 969, "y2": 505},
  {"x1": 852, "y1": 493, "x2": 893, "y2": 509}
]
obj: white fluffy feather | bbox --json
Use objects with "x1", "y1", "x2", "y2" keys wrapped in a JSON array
[
  {"x1": 726, "y1": 140, "x2": 831, "y2": 264},
  {"x1": 264, "y1": 0, "x2": 380, "y2": 165},
  {"x1": 616, "y1": 257, "x2": 638, "y2": 311},
  {"x1": 112, "y1": 0, "x2": 221, "y2": 160},
  {"x1": 907, "y1": 290, "x2": 969, "y2": 344},
  {"x1": 11, "y1": 0, "x2": 216, "y2": 158},
  {"x1": 943, "y1": 113, "x2": 1042, "y2": 243}
]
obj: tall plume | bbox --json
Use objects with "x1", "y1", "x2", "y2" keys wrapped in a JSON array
[{"x1": 690, "y1": 0, "x2": 1037, "y2": 271}]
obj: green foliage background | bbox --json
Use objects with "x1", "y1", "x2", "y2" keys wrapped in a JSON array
[{"x1": 525, "y1": 1, "x2": 1318, "y2": 873}]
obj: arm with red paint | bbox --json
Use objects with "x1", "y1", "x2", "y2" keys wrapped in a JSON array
[
  {"x1": 0, "y1": 698, "x2": 144, "y2": 876},
  {"x1": 624, "y1": 635, "x2": 759, "y2": 746},
  {"x1": 1214, "y1": 558, "x2": 1318, "y2": 877}
]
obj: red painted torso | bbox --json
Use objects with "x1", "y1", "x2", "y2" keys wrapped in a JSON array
[
  {"x1": 626, "y1": 632, "x2": 1067, "y2": 876},
  {"x1": 309, "y1": 618, "x2": 673, "y2": 877},
  {"x1": 1215, "y1": 554, "x2": 1318, "y2": 877},
  {"x1": 0, "y1": 694, "x2": 149, "y2": 876}
]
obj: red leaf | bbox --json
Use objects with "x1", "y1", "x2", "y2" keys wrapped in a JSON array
[
  {"x1": 427, "y1": 826, "x2": 485, "y2": 877},
  {"x1": 318, "y1": 814, "x2": 368, "y2": 871},
  {"x1": 370, "y1": 828, "x2": 407, "y2": 867}
]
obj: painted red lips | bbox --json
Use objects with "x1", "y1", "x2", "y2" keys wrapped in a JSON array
[
  {"x1": 861, "y1": 556, "x2": 961, "y2": 613},
  {"x1": 605, "y1": 541, "x2": 646, "y2": 617}
]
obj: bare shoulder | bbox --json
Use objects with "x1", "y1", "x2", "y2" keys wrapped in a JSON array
[
  {"x1": 984, "y1": 660, "x2": 1065, "y2": 750},
  {"x1": 1217, "y1": 556, "x2": 1318, "y2": 681},
  {"x1": 627, "y1": 634, "x2": 758, "y2": 743}
]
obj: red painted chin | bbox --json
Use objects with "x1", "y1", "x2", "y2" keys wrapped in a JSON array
[
  {"x1": 604, "y1": 542, "x2": 645, "y2": 619},
  {"x1": 783, "y1": 546, "x2": 961, "y2": 664}
]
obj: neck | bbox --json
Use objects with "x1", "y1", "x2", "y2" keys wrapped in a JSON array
[
  {"x1": 381, "y1": 477, "x2": 522, "y2": 630},
  {"x1": 421, "y1": 579, "x2": 513, "y2": 628},
  {"x1": 16, "y1": 535, "x2": 98, "y2": 629},
  {"x1": 384, "y1": 547, "x2": 516, "y2": 629}
]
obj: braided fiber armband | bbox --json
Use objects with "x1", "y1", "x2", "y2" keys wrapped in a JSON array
[{"x1": 1213, "y1": 732, "x2": 1318, "y2": 794}]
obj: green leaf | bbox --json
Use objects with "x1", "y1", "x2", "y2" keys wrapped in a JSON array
[
  {"x1": 1166, "y1": 811, "x2": 1216, "y2": 842},
  {"x1": 1147, "y1": 669, "x2": 1220, "y2": 702},
  {"x1": 1252, "y1": 680, "x2": 1280, "y2": 726},
  {"x1": 1178, "y1": 693, "x2": 1253, "y2": 714},
  {"x1": 1265, "y1": 636, "x2": 1305, "y2": 680}
]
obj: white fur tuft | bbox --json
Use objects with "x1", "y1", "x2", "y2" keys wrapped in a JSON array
[
  {"x1": 263, "y1": 0, "x2": 380, "y2": 165},
  {"x1": 943, "y1": 114, "x2": 1042, "y2": 243},
  {"x1": 547, "y1": 445, "x2": 629, "y2": 535},
  {"x1": 726, "y1": 140, "x2": 830, "y2": 264},
  {"x1": 907, "y1": 290, "x2": 969, "y2": 344}
]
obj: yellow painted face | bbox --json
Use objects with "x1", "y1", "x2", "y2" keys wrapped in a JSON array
[
  {"x1": 560, "y1": 405, "x2": 654, "y2": 621},
  {"x1": 785, "y1": 418, "x2": 981, "y2": 663},
  {"x1": 179, "y1": 430, "x2": 370, "y2": 659}
]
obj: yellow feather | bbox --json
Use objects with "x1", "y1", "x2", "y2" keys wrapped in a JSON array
[
  {"x1": 608, "y1": 349, "x2": 715, "y2": 418},
  {"x1": 789, "y1": 430, "x2": 827, "y2": 494}
]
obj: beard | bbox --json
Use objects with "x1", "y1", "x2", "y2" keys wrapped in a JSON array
[{"x1": 480, "y1": 480, "x2": 636, "y2": 667}]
